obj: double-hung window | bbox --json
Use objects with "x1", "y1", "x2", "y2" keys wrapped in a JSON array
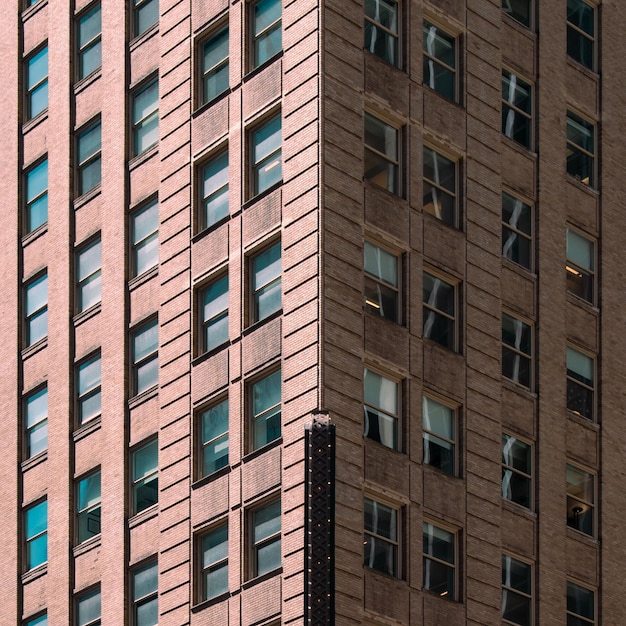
[
  {"x1": 566, "y1": 111, "x2": 595, "y2": 186},
  {"x1": 200, "y1": 398, "x2": 229, "y2": 477},
  {"x1": 567, "y1": 0, "x2": 594, "y2": 70},
  {"x1": 77, "y1": 4, "x2": 101, "y2": 80},
  {"x1": 132, "y1": 318, "x2": 158, "y2": 395},
  {"x1": 423, "y1": 271, "x2": 456, "y2": 350},
  {"x1": 364, "y1": 0, "x2": 399, "y2": 66},
  {"x1": 423, "y1": 396, "x2": 455, "y2": 475},
  {"x1": 200, "y1": 151, "x2": 229, "y2": 229},
  {"x1": 25, "y1": 386, "x2": 48, "y2": 458},
  {"x1": 502, "y1": 192, "x2": 532, "y2": 270},
  {"x1": 132, "y1": 560, "x2": 158, "y2": 625},
  {"x1": 25, "y1": 158, "x2": 48, "y2": 233},
  {"x1": 423, "y1": 147, "x2": 457, "y2": 227},
  {"x1": 77, "y1": 120, "x2": 102, "y2": 195},
  {"x1": 423, "y1": 21, "x2": 456, "y2": 101},
  {"x1": 76, "y1": 237, "x2": 102, "y2": 312},
  {"x1": 566, "y1": 229, "x2": 594, "y2": 304},
  {"x1": 364, "y1": 113, "x2": 399, "y2": 194},
  {"x1": 502, "y1": 434, "x2": 531, "y2": 509},
  {"x1": 364, "y1": 497, "x2": 399, "y2": 577},
  {"x1": 24, "y1": 500, "x2": 47, "y2": 570},
  {"x1": 364, "y1": 241, "x2": 399, "y2": 321},
  {"x1": 25, "y1": 272, "x2": 48, "y2": 347},
  {"x1": 250, "y1": 498, "x2": 281, "y2": 577},
  {"x1": 132, "y1": 78, "x2": 159, "y2": 156},
  {"x1": 201, "y1": 525, "x2": 228, "y2": 600},
  {"x1": 131, "y1": 199, "x2": 159, "y2": 277},
  {"x1": 251, "y1": 0, "x2": 282, "y2": 68},
  {"x1": 423, "y1": 522, "x2": 456, "y2": 599},
  {"x1": 363, "y1": 368, "x2": 399, "y2": 450},
  {"x1": 132, "y1": 439, "x2": 158, "y2": 515},
  {"x1": 502, "y1": 69, "x2": 532, "y2": 149},
  {"x1": 501, "y1": 313, "x2": 532, "y2": 389},
  {"x1": 77, "y1": 353, "x2": 101, "y2": 424},
  {"x1": 502, "y1": 0, "x2": 530, "y2": 27},
  {"x1": 567, "y1": 581, "x2": 595, "y2": 625},
  {"x1": 25, "y1": 614, "x2": 47, "y2": 626},
  {"x1": 200, "y1": 275, "x2": 228, "y2": 353},
  {"x1": 250, "y1": 369, "x2": 281, "y2": 450},
  {"x1": 566, "y1": 346, "x2": 594, "y2": 420},
  {"x1": 201, "y1": 26, "x2": 229, "y2": 104},
  {"x1": 26, "y1": 46, "x2": 48, "y2": 120},
  {"x1": 133, "y1": 0, "x2": 159, "y2": 37},
  {"x1": 502, "y1": 555, "x2": 532, "y2": 626},
  {"x1": 76, "y1": 587, "x2": 101, "y2": 626},
  {"x1": 76, "y1": 471, "x2": 101, "y2": 544},
  {"x1": 251, "y1": 115, "x2": 282, "y2": 196},
  {"x1": 566, "y1": 464, "x2": 594, "y2": 536},
  {"x1": 251, "y1": 241, "x2": 281, "y2": 322}
]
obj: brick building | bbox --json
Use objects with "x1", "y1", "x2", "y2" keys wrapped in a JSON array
[{"x1": 1, "y1": 0, "x2": 625, "y2": 624}]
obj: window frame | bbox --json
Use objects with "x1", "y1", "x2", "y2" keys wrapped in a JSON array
[
  {"x1": 198, "y1": 396, "x2": 229, "y2": 479},
  {"x1": 502, "y1": 0, "x2": 531, "y2": 28},
  {"x1": 131, "y1": 558, "x2": 158, "y2": 625},
  {"x1": 566, "y1": 227, "x2": 595, "y2": 304},
  {"x1": 364, "y1": 0, "x2": 400, "y2": 67},
  {"x1": 363, "y1": 367, "x2": 400, "y2": 451},
  {"x1": 133, "y1": 0, "x2": 159, "y2": 38},
  {"x1": 131, "y1": 317, "x2": 159, "y2": 396},
  {"x1": 76, "y1": 351, "x2": 102, "y2": 425},
  {"x1": 199, "y1": 22, "x2": 229, "y2": 106},
  {"x1": 249, "y1": 367, "x2": 282, "y2": 452},
  {"x1": 566, "y1": 463, "x2": 595, "y2": 537},
  {"x1": 567, "y1": 579, "x2": 596, "y2": 625},
  {"x1": 363, "y1": 240, "x2": 401, "y2": 323},
  {"x1": 199, "y1": 522, "x2": 229, "y2": 602},
  {"x1": 422, "y1": 520, "x2": 457, "y2": 600},
  {"x1": 249, "y1": 112, "x2": 282, "y2": 198},
  {"x1": 423, "y1": 20, "x2": 458, "y2": 102},
  {"x1": 198, "y1": 272, "x2": 229, "y2": 355},
  {"x1": 364, "y1": 111, "x2": 401, "y2": 195},
  {"x1": 363, "y1": 496, "x2": 400, "y2": 578},
  {"x1": 76, "y1": 586, "x2": 101, "y2": 626},
  {"x1": 502, "y1": 191, "x2": 532, "y2": 271},
  {"x1": 423, "y1": 270, "x2": 458, "y2": 352},
  {"x1": 24, "y1": 156, "x2": 48, "y2": 234},
  {"x1": 248, "y1": 496, "x2": 282, "y2": 579},
  {"x1": 131, "y1": 438, "x2": 159, "y2": 516},
  {"x1": 76, "y1": 3, "x2": 102, "y2": 81},
  {"x1": 76, "y1": 118, "x2": 102, "y2": 196},
  {"x1": 501, "y1": 553, "x2": 533, "y2": 626},
  {"x1": 566, "y1": 345, "x2": 595, "y2": 421},
  {"x1": 502, "y1": 433, "x2": 532, "y2": 510},
  {"x1": 250, "y1": 0, "x2": 282, "y2": 70},
  {"x1": 198, "y1": 148, "x2": 229, "y2": 232},
  {"x1": 566, "y1": 110, "x2": 595, "y2": 187},
  {"x1": 249, "y1": 239, "x2": 282, "y2": 324},
  {"x1": 501, "y1": 312, "x2": 533, "y2": 389},
  {"x1": 130, "y1": 197, "x2": 159, "y2": 278},
  {"x1": 24, "y1": 271, "x2": 48, "y2": 347},
  {"x1": 502, "y1": 68, "x2": 533, "y2": 150},
  {"x1": 131, "y1": 76, "x2": 159, "y2": 157},
  {"x1": 24, "y1": 499, "x2": 47, "y2": 571},
  {"x1": 422, "y1": 394, "x2": 457, "y2": 476},
  {"x1": 567, "y1": 0, "x2": 595, "y2": 71},
  {"x1": 76, "y1": 235, "x2": 102, "y2": 313},
  {"x1": 423, "y1": 144, "x2": 458, "y2": 228},
  {"x1": 75, "y1": 469, "x2": 102, "y2": 545},
  {"x1": 25, "y1": 44, "x2": 48, "y2": 121},
  {"x1": 24, "y1": 385, "x2": 48, "y2": 459}
]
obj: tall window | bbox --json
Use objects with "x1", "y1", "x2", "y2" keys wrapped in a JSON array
[
  {"x1": 566, "y1": 111, "x2": 595, "y2": 186},
  {"x1": 132, "y1": 560, "x2": 158, "y2": 626},
  {"x1": 77, "y1": 4, "x2": 101, "y2": 80},
  {"x1": 567, "y1": 0, "x2": 594, "y2": 70},
  {"x1": 250, "y1": 498, "x2": 281, "y2": 577},
  {"x1": 77, "y1": 353, "x2": 101, "y2": 424},
  {"x1": 24, "y1": 500, "x2": 47, "y2": 570},
  {"x1": 363, "y1": 368, "x2": 399, "y2": 450},
  {"x1": 251, "y1": 0, "x2": 282, "y2": 68},
  {"x1": 423, "y1": 522, "x2": 456, "y2": 599},
  {"x1": 502, "y1": 555, "x2": 532, "y2": 626},
  {"x1": 200, "y1": 151, "x2": 229, "y2": 229},
  {"x1": 25, "y1": 272, "x2": 48, "y2": 347},
  {"x1": 567, "y1": 581, "x2": 595, "y2": 625},
  {"x1": 132, "y1": 78, "x2": 159, "y2": 156},
  {"x1": 502, "y1": 69, "x2": 532, "y2": 149},
  {"x1": 502, "y1": 434, "x2": 531, "y2": 509},
  {"x1": 251, "y1": 115, "x2": 282, "y2": 196},
  {"x1": 26, "y1": 45, "x2": 48, "y2": 120},
  {"x1": 76, "y1": 237, "x2": 102, "y2": 312},
  {"x1": 76, "y1": 471, "x2": 101, "y2": 544},
  {"x1": 502, "y1": 192, "x2": 531, "y2": 270},
  {"x1": 567, "y1": 464, "x2": 594, "y2": 536},
  {"x1": 423, "y1": 396, "x2": 455, "y2": 475},
  {"x1": 200, "y1": 398, "x2": 229, "y2": 477},
  {"x1": 200, "y1": 275, "x2": 228, "y2": 353},
  {"x1": 77, "y1": 120, "x2": 102, "y2": 195},
  {"x1": 133, "y1": 0, "x2": 159, "y2": 37},
  {"x1": 423, "y1": 21, "x2": 456, "y2": 101},
  {"x1": 501, "y1": 313, "x2": 532, "y2": 389},
  {"x1": 25, "y1": 158, "x2": 48, "y2": 233},
  {"x1": 363, "y1": 497, "x2": 398, "y2": 577},
  {"x1": 566, "y1": 347, "x2": 594, "y2": 420},
  {"x1": 131, "y1": 199, "x2": 159, "y2": 277},
  {"x1": 423, "y1": 272, "x2": 456, "y2": 350},
  {"x1": 76, "y1": 587, "x2": 101, "y2": 626},
  {"x1": 364, "y1": 0, "x2": 399, "y2": 66},
  {"x1": 364, "y1": 241, "x2": 399, "y2": 321},
  {"x1": 201, "y1": 26, "x2": 229, "y2": 104},
  {"x1": 132, "y1": 439, "x2": 158, "y2": 515},
  {"x1": 200, "y1": 525, "x2": 228, "y2": 600},
  {"x1": 502, "y1": 0, "x2": 530, "y2": 27},
  {"x1": 251, "y1": 241, "x2": 281, "y2": 322},
  {"x1": 25, "y1": 386, "x2": 48, "y2": 458},
  {"x1": 250, "y1": 369, "x2": 281, "y2": 450},
  {"x1": 25, "y1": 614, "x2": 47, "y2": 626},
  {"x1": 566, "y1": 229, "x2": 594, "y2": 303},
  {"x1": 364, "y1": 113, "x2": 399, "y2": 194},
  {"x1": 132, "y1": 318, "x2": 158, "y2": 395},
  {"x1": 423, "y1": 147, "x2": 457, "y2": 227}
]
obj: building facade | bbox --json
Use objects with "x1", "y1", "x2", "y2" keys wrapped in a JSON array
[{"x1": 1, "y1": 0, "x2": 625, "y2": 624}]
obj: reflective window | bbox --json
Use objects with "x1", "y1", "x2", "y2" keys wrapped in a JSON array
[
  {"x1": 364, "y1": 113, "x2": 399, "y2": 194},
  {"x1": 25, "y1": 386, "x2": 48, "y2": 458},
  {"x1": 252, "y1": 0, "x2": 282, "y2": 68},
  {"x1": 25, "y1": 159, "x2": 48, "y2": 233},
  {"x1": 132, "y1": 439, "x2": 158, "y2": 515},
  {"x1": 423, "y1": 272, "x2": 456, "y2": 350},
  {"x1": 202, "y1": 26, "x2": 229, "y2": 104},
  {"x1": 25, "y1": 273, "x2": 48, "y2": 346},
  {"x1": 423, "y1": 22, "x2": 456, "y2": 100},
  {"x1": 251, "y1": 115, "x2": 282, "y2": 195},
  {"x1": 423, "y1": 396, "x2": 455, "y2": 475},
  {"x1": 131, "y1": 199, "x2": 159, "y2": 277},
  {"x1": 76, "y1": 587, "x2": 101, "y2": 626},
  {"x1": 200, "y1": 275, "x2": 228, "y2": 353},
  {"x1": 502, "y1": 555, "x2": 532, "y2": 626},
  {"x1": 76, "y1": 471, "x2": 101, "y2": 544},
  {"x1": 201, "y1": 151, "x2": 229, "y2": 229},
  {"x1": 251, "y1": 241, "x2": 281, "y2": 322},
  {"x1": 26, "y1": 46, "x2": 48, "y2": 120},
  {"x1": 502, "y1": 0, "x2": 530, "y2": 27},
  {"x1": 251, "y1": 499, "x2": 281, "y2": 577},
  {"x1": 364, "y1": 0, "x2": 399, "y2": 66},
  {"x1": 24, "y1": 500, "x2": 47, "y2": 570},
  {"x1": 200, "y1": 399, "x2": 229, "y2": 477},
  {"x1": 566, "y1": 229, "x2": 594, "y2": 303},
  {"x1": 25, "y1": 614, "x2": 47, "y2": 626},
  {"x1": 502, "y1": 313, "x2": 532, "y2": 389},
  {"x1": 502, "y1": 69, "x2": 532, "y2": 148},
  {"x1": 567, "y1": 581, "x2": 595, "y2": 625},
  {"x1": 132, "y1": 79, "x2": 159, "y2": 156},
  {"x1": 423, "y1": 147, "x2": 457, "y2": 227},
  {"x1": 423, "y1": 522, "x2": 455, "y2": 599},
  {"x1": 567, "y1": 0, "x2": 594, "y2": 70},
  {"x1": 566, "y1": 347, "x2": 594, "y2": 420},
  {"x1": 132, "y1": 560, "x2": 158, "y2": 626},
  {"x1": 77, "y1": 4, "x2": 101, "y2": 80},
  {"x1": 132, "y1": 318, "x2": 158, "y2": 395},
  {"x1": 502, "y1": 434, "x2": 531, "y2": 509},
  {"x1": 251, "y1": 370, "x2": 281, "y2": 450},
  {"x1": 363, "y1": 369, "x2": 398, "y2": 450},
  {"x1": 567, "y1": 111, "x2": 594, "y2": 186},
  {"x1": 201, "y1": 525, "x2": 228, "y2": 600},
  {"x1": 134, "y1": 0, "x2": 159, "y2": 37},
  {"x1": 76, "y1": 237, "x2": 102, "y2": 312},
  {"x1": 567, "y1": 464, "x2": 594, "y2": 536},
  {"x1": 77, "y1": 120, "x2": 102, "y2": 195},
  {"x1": 364, "y1": 241, "x2": 399, "y2": 321},
  {"x1": 77, "y1": 353, "x2": 101, "y2": 424},
  {"x1": 364, "y1": 497, "x2": 398, "y2": 577},
  {"x1": 502, "y1": 192, "x2": 532, "y2": 270}
]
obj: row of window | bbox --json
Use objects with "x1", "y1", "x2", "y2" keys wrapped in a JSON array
[
  {"x1": 365, "y1": 0, "x2": 596, "y2": 74},
  {"x1": 364, "y1": 497, "x2": 596, "y2": 623}
]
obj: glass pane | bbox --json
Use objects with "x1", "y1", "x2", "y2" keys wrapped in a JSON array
[
  {"x1": 364, "y1": 0, "x2": 398, "y2": 65},
  {"x1": 28, "y1": 194, "x2": 48, "y2": 232},
  {"x1": 26, "y1": 501, "x2": 47, "y2": 537},
  {"x1": 133, "y1": 81, "x2": 159, "y2": 123},
  {"x1": 365, "y1": 0, "x2": 398, "y2": 33},
  {"x1": 205, "y1": 562, "x2": 228, "y2": 599},
  {"x1": 567, "y1": 466, "x2": 594, "y2": 503},
  {"x1": 567, "y1": 348, "x2": 593, "y2": 384},
  {"x1": 79, "y1": 273, "x2": 101, "y2": 311},
  {"x1": 202, "y1": 399, "x2": 229, "y2": 442},
  {"x1": 502, "y1": 469, "x2": 531, "y2": 508},
  {"x1": 423, "y1": 434, "x2": 454, "y2": 474},
  {"x1": 134, "y1": 561, "x2": 158, "y2": 599},
  {"x1": 135, "y1": 597, "x2": 158, "y2": 626},
  {"x1": 423, "y1": 557, "x2": 454, "y2": 597},
  {"x1": 204, "y1": 312, "x2": 228, "y2": 352},
  {"x1": 136, "y1": 357, "x2": 158, "y2": 393},
  {"x1": 80, "y1": 157, "x2": 102, "y2": 195},
  {"x1": 567, "y1": 230, "x2": 593, "y2": 270},
  {"x1": 363, "y1": 369, "x2": 397, "y2": 414},
  {"x1": 27, "y1": 47, "x2": 47, "y2": 89},
  {"x1": 133, "y1": 440, "x2": 158, "y2": 479},
  {"x1": 567, "y1": 25, "x2": 593, "y2": 69},
  {"x1": 28, "y1": 420, "x2": 48, "y2": 457},
  {"x1": 77, "y1": 590, "x2": 101, "y2": 625},
  {"x1": 567, "y1": 0, "x2": 594, "y2": 35},
  {"x1": 254, "y1": 0, "x2": 281, "y2": 35},
  {"x1": 78, "y1": 240, "x2": 101, "y2": 282},
  {"x1": 203, "y1": 434, "x2": 229, "y2": 475},
  {"x1": 253, "y1": 116, "x2": 281, "y2": 166},
  {"x1": 257, "y1": 537, "x2": 281, "y2": 575},
  {"x1": 423, "y1": 397, "x2": 453, "y2": 439},
  {"x1": 502, "y1": 0, "x2": 530, "y2": 26},
  {"x1": 364, "y1": 113, "x2": 397, "y2": 161},
  {"x1": 135, "y1": 0, "x2": 159, "y2": 35},
  {"x1": 364, "y1": 534, "x2": 397, "y2": 576},
  {"x1": 502, "y1": 193, "x2": 531, "y2": 235},
  {"x1": 27, "y1": 533, "x2": 47, "y2": 569},
  {"x1": 77, "y1": 506, "x2": 101, "y2": 542},
  {"x1": 203, "y1": 152, "x2": 228, "y2": 200},
  {"x1": 203, "y1": 526, "x2": 228, "y2": 566},
  {"x1": 502, "y1": 589, "x2": 531, "y2": 625},
  {"x1": 133, "y1": 200, "x2": 158, "y2": 242},
  {"x1": 502, "y1": 314, "x2": 531, "y2": 355},
  {"x1": 26, "y1": 615, "x2": 48, "y2": 626},
  {"x1": 255, "y1": 25, "x2": 282, "y2": 66},
  {"x1": 203, "y1": 27, "x2": 228, "y2": 71},
  {"x1": 424, "y1": 148, "x2": 455, "y2": 193},
  {"x1": 567, "y1": 581, "x2": 594, "y2": 619},
  {"x1": 26, "y1": 387, "x2": 47, "y2": 428},
  {"x1": 255, "y1": 149, "x2": 282, "y2": 193},
  {"x1": 423, "y1": 273, "x2": 454, "y2": 315},
  {"x1": 364, "y1": 498, "x2": 397, "y2": 540},
  {"x1": 26, "y1": 275, "x2": 47, "y2": 316},
  {"x1": 135, "y1": 234, "x2": 158, "y2": 275},
  {"x1": 135, "y1": 475, "x2": 158, "y2": 513},
  {"x1": 254, "y1": 405, "x2": 281, "y2": 448},
  {"x1": 254, "y1": 500, "x2": 281, "y2": 543},
  {"x1": 364, "y1": 276, "x2": 398, "y2": 320},
  {"x1": 134, "y1": 321, "x2": 158, "y2": 362},
  {"x1": 80, "y1": 391, "x2": 101, "y2": 423},
  {"x1": 502, "y1": 347, "x2": 531, "y2": 387},
  {"x1": 253, "y1": 370, "x2": 281, "y2": 417},
  {"x1": 502, "y1": 555, "x2": 531, "y2": 593},
  {"x1": 502, "y1": 70, "x2": 531, "y2": 114},
  {"x1": 253, "y1": 242, "x2": 281, "y2": 290},
  {"x1": 423, "y1": 22, "x2": 455, "y2": 68},
  {"x1": 364, "y1": 241, "x2": 397, "y2": 286},
  {"x1": 79, "y1": 40, "x2": 102, "y2": 79},
  {"x1": 26, "y1": 160, "x2": 48, "y2": 203},
  {"x1": 423, "y1": 523, "x2": 454, "y2": 563},
  {"x1": 79, "y1": 5, "x2": 101, "y2": 47},
  {"x1": 202, "y1": 276, "x2": 228, "y2": 321},
  {"x1": 78, "y1": 123, "x2": 101, "y2": 163},
  {"x1": 78, "y1": 473, "x2": 101, "y2": 510},
  {"x1": 567, "y1": 113, "x2": 594, "y2": 153},
  {"x1": 502, "y1": 434, "x2": 530, "y2": 473},
  {"x1": 135, "y1": 114, "x2": 159, "y2": 155},
  {"x1": 27, "y1": 309, "x2": 48, "y2": 345},
  {"x1": 204, "y1": 186, "x2": 229, "y2": 228}
]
